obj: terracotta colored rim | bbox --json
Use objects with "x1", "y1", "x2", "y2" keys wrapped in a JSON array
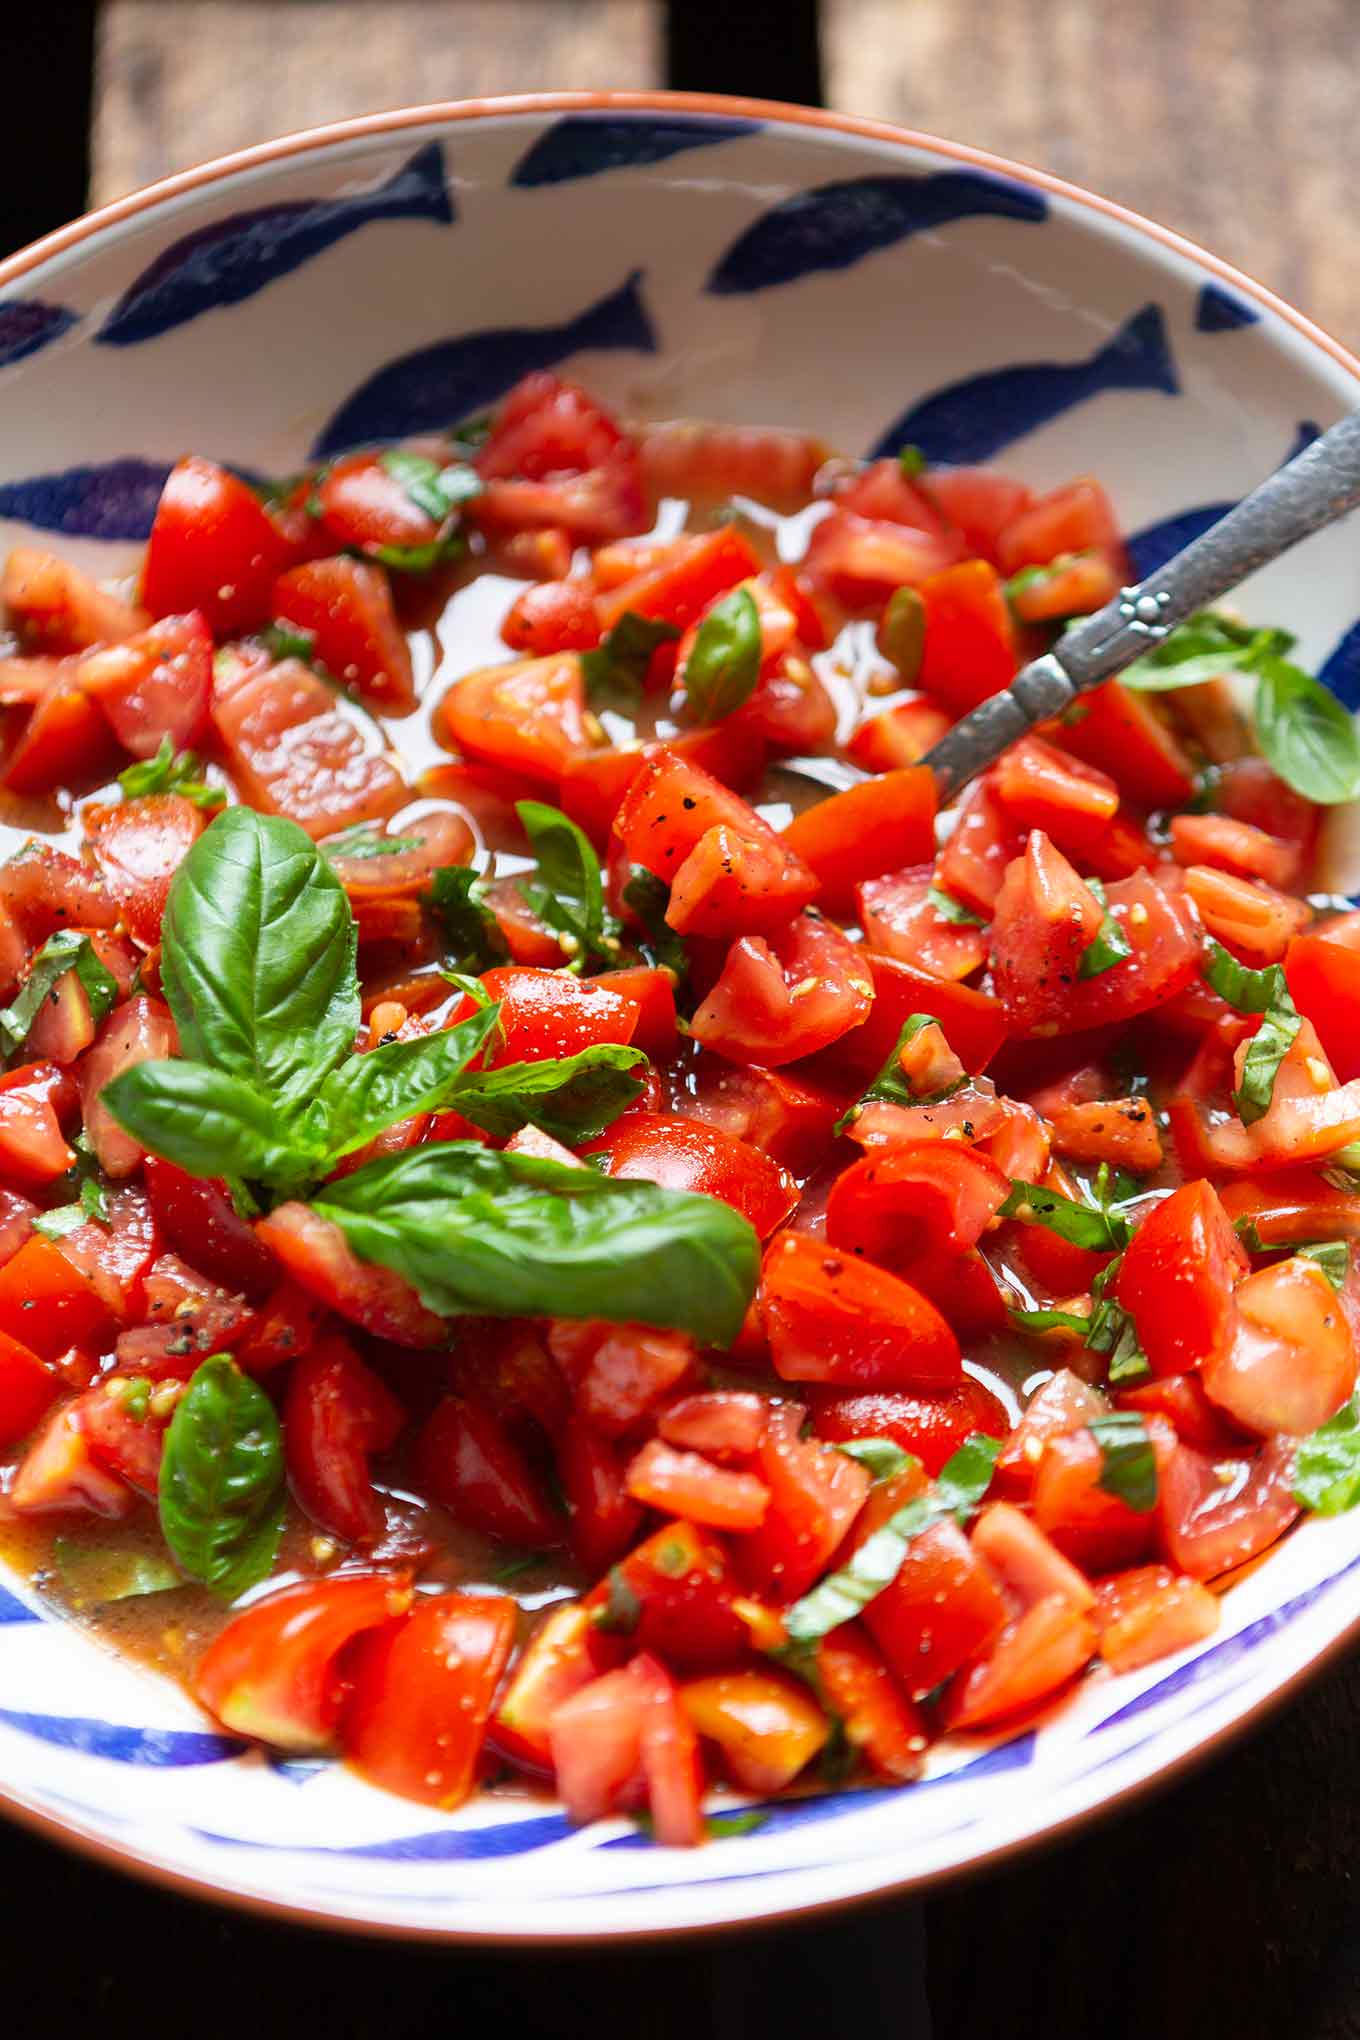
[{"x1": 1, "y1": 87, "x2": 1358, "y2": 1947}]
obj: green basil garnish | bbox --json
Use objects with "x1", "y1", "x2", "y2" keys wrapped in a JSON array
[
  {"x1": 1295, "y1": 1392, "x2": 1360, "y2": 1514},
  {"x1": 1120, "y1": 610, "x2": 1295, "y2": 693},
  {"x1": 999, "y1": 1165, "x2": 1137, "y2": 1254},
  {"x1": 0, "y1": 931, "x2": 119, "y2": 1059},
  {"x1": 1089, "y1": 1411, "x2": 1158, "y2": 1512},
  {"x1": 684, "y1": 586, "x2": 762, "y2": 724},
  {"x1": 320, "y1": 825, "x2": 422, "y2": 861},
  {"x1": 117, "y1": 735, "x2": 225, "y2": 809},
  {"x1": 580, "y1": 611, "x2": 680, "y2": 702},
  {"x1": 378, "y1": 449, "x2": 482, "y2": 525},
  {"x1": 1201, "y1": 938, "x2": 1302, "y2": 1125},
  {"x1": 621, "y1": 866, "x2": 689, "y2": 985},
  {"x1": 832, "y1": 1014, "x2": 958, "y2": 1135},
  {"x1": 927, "y1": 886, "x2": 987, "y2": 927},
  {"x1": 53, "y1": 1539, "x2": 183, "y2": 1606},
  {"x1": 1254, "y1": 656, "x2": 1360, "y2": 805},
  {"x1": 516, "y1": 800, "x2": 622, "y2": 971},
  {"x1": 1297, "y1": 1240, "x2": 1350, "y2": 1290},
  {"x1": 1077, "y1": 877, "x2": 1133, "y2": 979},
  {"x1": 833, "y1": 1438, "x2": 913, "y2": 1482},
  {"x1": 427, "y1": 864, "x2": 510, "y2": 973},
  {"x1": 157, "y1": 1355, "x2": 285, "y2": 1601},
  {"x1": 450, "y1": 1042, "x2": 646, "y2": 1145}
]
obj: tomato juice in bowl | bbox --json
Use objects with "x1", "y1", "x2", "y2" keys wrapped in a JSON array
[{"x1": 0, "y1": 93, "x2": 1358, "y2": 1941}]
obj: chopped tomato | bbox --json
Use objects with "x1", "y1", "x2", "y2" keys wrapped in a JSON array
[
  {"x1": 344, "y1": 1592, "x2": 517, "y2": 1808},
  {"x1": 1117, "y1": 1179, "x2": 1247, "y2": 1377},
  {"x1": 857, "y1": 866, "x2": 989, "y2": 981},
  {"x1": 9, "y1": 1401, "x2": 135, "y2": 1517},
  {"x1": 658, "y1": 1391, "x2": 770, "y2": 1461},
  {"x1": 691, "y1": 913, "x2": 874, "y2": 1067},
  {"x1": 413, "y1": 1394, "x2": 562, "y2": 1547},
  {"x1": 1285, "y1": 931, "x2": 1360, "y2": 1081},
  {"x1": 84, "y1": 796, "x2": 206, "y2": 947},
  {"x1": 814, "y1": 1623, "x2": 930, "y2": 1781},
  {"x1": 0, "y1": 1329, "x2": 60, "y2": 1446},
  {"x1": 1157, "y1": 1434, "x2": 1299, "y2": 1580},
  {"x1": 836, "y1": 950, "x2": 1007, "y2": 1078},
  {"x1": 213, "y1": 655, "x2": 407, "y2": 837},
  {"x1": 143, "y1": 457, "x2": 305, "y2": 637},
  {"x1": 273, "y1": 557, "x2": 416, "y2": 715},
  {"x1": 761, "y1": 1231, "x2": 961, "y2": 1391},
  {"x1": 79, "y1": 611, "x2": 214, "y2": 758},
  {"x1": 781, "y1": 767, "x2": 936, "y2": 915},
  {"x1": 256, "y1": 1201, "x2": 448, "y2": 1348},
  {"x1": 468, "y1": 965, "x2": 639, "y2": 1066},
  {"x1": 596, "y1": 525, "x2": 763, "y2": 635},
  {"x1": 502, "y1": 578, "x2": 601, "y2": 656},
  {"x1": 596, "y1": 1518, "x2": 750, "y2": 1669},
  {"x1": 801, "y1": 510, "x2": 957, "y2": 610},
  {"x1": 312, "y1": 451, "x2": 447, "y2": 556},
  {"x1": 862, "y1": 1503, "x2": 1007, "y2": 1699},
  {"x1": 808, "y1": 1378, "x2": 1008, "y2": 1476},
  {"x1": 917, "y1": 560, "x2": 1019, "y2": 714},
  {"x1": 551, "y1": 1651, "x2": 703, "y2": 1845},
  {"x1": 3, "y1": 547, "x2": 148, "y2": 652},
  {"x1": 734, "y1": 1423, "x2": 871, "y2": 1603},
  {"x1": 626, "y1": 1439, "x2": 770, "y2": 1531},
  {"x1": 433, "y1": 652, "x2": 588, "y2": 783},
  {"x1": 591, "y1": 1113, "x2": 797, "y2": 1238},
  {"x1": 934, "y1": 778, "x2": 1022, "y2": 916},
  {"x1": 0, "y1": 1062, "x2": 77, "y2": 1189},
  {"x1": 1094, "y1": 1564, "x2": 1220, "y2": 1673},
  {"x1": 680, "y1": 1669, "x2": 828, "y2": 1790},
  {"x1": 825, "y1": 1141, "x2": 1010, "y2": 1269},
  {"x1": 1202, "y1": 1255, "x2": 1356, "y2": 1436},
  {"x1": 996, "y1": 478, "x2": 1122, "y2": 574},
  {"x1": 923, "y1": 469, "x2": 1034, "y2": 562},
  {"x1": 847, "y1": 697, "x2": 952, "y2": 773},
  {"x1": 196, "y1": 1573, "x2": 413, "y2": 1751},
  {"x1": 683, "y1": 1060, "x2": 846, "y2": 1173},
  {"x1": 1055, "y1": 680, "x2": 1196, "y2": 810},
  {"x1": 941, "y1": 1594, "x2": 1097, "y2": 1731},
  {"x1": 558, "y1": 1417, "x2": 644, "y2": 1574},
  {"x1": 1030, "y1": 1420, "x2": 1174, "y2": 1573},
  {"x1": 285, "y1": 1335, "x2": 406, "y2": 1546}
]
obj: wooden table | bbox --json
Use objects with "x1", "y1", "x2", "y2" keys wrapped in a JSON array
[{"x1": 6, "y1": 6, "x2": 1360, "y2": 2037}]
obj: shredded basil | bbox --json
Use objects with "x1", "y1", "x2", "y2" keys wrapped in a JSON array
[
  {"x1": 516, "y1": 801, "x2": 622, "y2": 971},
  {"x1": 580, "y1": 611, "x2": 679, "y2": 702},
  {"x1": 118, "y1": 735, "x2": 225, "y2": 809},
  {"x1": 1089, "y1": 1411, "x2": 1158, "y2": 1512},
  {"x1": 1077, "y1": 877, "x2": 1133, "y2": 979},
  {"x1": 1201, "y1": 939, "x2": 1302, "y2": 1124},
  {"x1": 1295, "y1": 1392, "x2": 1360, "y2": 1514},
  {"x1": 832, "y1": 1014, "x2": 957, "y2": 1135},
  {"x1": 927, "y1": 886, "x2": 987, "y2": 927},
  {"x1": 0, "y1": 931, "x2": 119, "y2": 1059}
]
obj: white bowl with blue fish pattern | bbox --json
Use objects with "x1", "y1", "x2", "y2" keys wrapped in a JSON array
[{"x1": 1, "y1": 90, "x2": 1359, "y2": 1943}]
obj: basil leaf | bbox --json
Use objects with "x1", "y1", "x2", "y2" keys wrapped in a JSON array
[
  {"x1": 897, "y1": 445, "x2": 928, "y2": 478},
  {"x1": 877, "y1": 586, "x2": 925, "y2": 683},
  {"x1": 491, "y1": 1551, "x2": 552, "y2": 1584},
  {"x1": 79, "y1": 1174, "x2": 109, "y2": 1223},
  {"x1": 1121, "y1": 610, "x2": 1295, "y2": 692},
  {"x1": 262, "y1": 622, "x2": 319, "y2": 667},
  {"x1": 1077, "y1": 878, "x2": 1133, "y2": 979},
  {"x1": 378, "y1": 449, "x2": 482, "y2": 526},
  {"x1": 101, "y1": 1058, "x2": 321, "y2": 1191},
  {"x1": 1091, "y1": 1298, "x2": 1151, "y2": 1384},
  {"x1": 1202, "y1": 940, "x2": 1287, "y2": 1015},
  {"x1": 32, "y1": 1171, "x2": 109, "y2": 1240},
  {"x1": 451, "y1": 1042, "x2": 647, "y2": 1144},
  {"x1": 516, "y1": 800, "x2": 621, "y2": 970},
  {"x1": 428, "y1": 865, "x2": 509, "y2": 973},
  {"x1": 580, "y1": 612, "x2": 680, "y2": 701},
  {"x1": 927, "y1": 886, "x2": 987, "y2": 927},
  {"x1": 782, "y1": 1434, "x2": 998, "y2": 1644},
  {"x1": 1009, "y1": 1305, "x2": 1093, "y2": 1336},
  {"x1": 621, "y1": 866, "x2": 689, "y2": 984},
  {"x1": 705, "y1": 1810, "x2": 768, "y2": 1839},
  {"x1": 999, "y1": 1176, "x2": 1133, "y2": 1253},
  {"x1": 834, "y1": 1438, "x2": 913, "y2": 1482},
  {"x1": 320, "y1": 825, "x2": 422, "y2": 861},
  {"x1": 832, "y1": 1014, "x2": 954, "y2": 1135},
  {"x1": 309, "y1": 1004, "x2": 502, "y2": 1160},
  {"x1": 684, "y1": 586, "x2": 762, "y2": 724},
  {"x1": 1089, "y1": 1411, "x2": 1158, "y2": 1512},
  {"x1": 1254, "y1": 655, "x2": 1360, "y2": 805},
  {"x1": 312, "y1": 1142, "x2": 760, "y2": 1349},
  {"x1": 118, "y1": 735, "x2": 225, "y2": 809},
  {"x1": 157, "y1": 1355, "x2": 285, "y2": 1600},
  {"x1": 1203, "y1": 943, "x2": 1305, "y2": 1125},
  {"x1": 1297, "y1": 1240, "x2": 1350, "y2": 1290},
  {"x1": 53, "y1": 1539, "x2": 182, "y2": 1606},
  {"x1": 1294, "y1": 1393, "x2": 1360, "y2": 1514},
  {"x1": 0, "y1": 931, "x2": 119, "y2": 1058},
  {"x1": 160, "y1": 807, "x2": 360, "y2": 1118}
]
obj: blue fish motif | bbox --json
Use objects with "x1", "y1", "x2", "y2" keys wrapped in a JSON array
[
  {"x1": 194, "y1": 1808, "x2": 578, "y2": 1861},
  {"x1": 1126, "y1": 420, "x2": 1321, "y2": 579},
  {"x1": 0, "y1": 300, "x2": 78, "y2": 369},
  {"x1": 707, "y1": 169, "x2": 1046, "y2": 296},
  {"x1": 311, "y1": 269, "x2": 657, "y2": 459},
  {"x1": 96, "y1": 141, "x2": 454, "y2": 347},
  {"x1": 870, "y1": 303, "x2": 1178, "y2": 465},
  {"x1": 0, "y1": 457, "x2": 172, "y2": 541},
  {"x1": 1195, "y1": 282, "x2": 1260, "y2": 333},
  {"x1": 0, "y1": 1584, "x2": 37, "y2": 1623},
  {"x1": 1319, "y1": 618, "x2": 1360, "y2": 709},
  {"x1": 511, "y1": 112, "x2": 761, "y2": 188},
  {"x1": 0, "y1": 1707, "x2": 245, "y2": 1765}
]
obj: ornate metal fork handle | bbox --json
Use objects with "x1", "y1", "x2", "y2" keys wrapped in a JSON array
[{"x1": 922, "y1": 408, "x2": 1360, "y2": 802}]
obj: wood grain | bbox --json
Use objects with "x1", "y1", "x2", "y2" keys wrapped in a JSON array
[
  {"x1": 825, "y1": 0, "x2": 1360, "y2": 350},
  {"x1": 92, "y1": 0, "x2": 661, "y2": 203}
]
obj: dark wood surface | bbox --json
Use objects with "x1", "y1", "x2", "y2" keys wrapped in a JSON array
[{"x1": 8, "y1": 6, "x2": 1360, "y2": 2037}]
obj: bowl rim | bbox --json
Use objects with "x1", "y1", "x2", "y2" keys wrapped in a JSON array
[{"x1": 1, "y1": 84, "x2": 1358, "y2": 1948}]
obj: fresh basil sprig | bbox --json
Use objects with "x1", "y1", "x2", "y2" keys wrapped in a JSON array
[
  {"x1": 684, "y1": 586, "x2": 762, "y2": 724},
  {"x1": 373, "y1": 451, "x2": 482, "y2": 570},
  {"x1": 118, "y1": 735, "x2": 225, "y2": 809},
  {"x1": 0, "y1": 931, "x2": 119, "y2": 1059},
  {"x1": 1295, "y1": 1392, "x2": 1360, "y2": 1514},
  {"x1": 1089, "y1": 1411, "x2": 1158, "y2": 1512},
  {"x1": 33, "y1": 1175, "x2": 110, "y2": 1241},
  {"x1": 781, "y1": 1434, "x2": 1000, "y2": 1645},
  {"x1": 310, "y1": 1142, "x2": 759, "y2": 1349},
  {"x1": 158, "y1": 1355, "x2": 285, "y2": 1600},
  {"x1": 261, "y1": 621, "x2": 320, "y2": 668},
  {"x1": 516, "y1": 800, "x2": 622, "y2": 971},
  {"x1": 450, "y1": 1042, "x2": 646, "y2": 1144},
  {"x1": 581, "y1": 611, "x2": 680, "y2": 701},
  {"x1": 53, "y1": 1538, "x2": 182, "y2": 1606},
  {"x1": 833, "y1": 1438, "x2": 913, "y2": 1482},
  {"x1": 1120, "y1": 611, "x2": 1295, "y2": 693},
  {"x1": 1201, "y1": 938, "x2": 1302, "y2": 1125}
]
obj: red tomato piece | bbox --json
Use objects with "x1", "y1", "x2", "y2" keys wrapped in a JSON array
[
  {"x1": 917, "y1": 560, "x2": 1019, "y2": 714},
  {"x1": 557, "y1": 1417, "x2": 644, "y2": 1575},
  {"x1": 781, "y1": 768, "x2": 937, "y2": 916},
  {"x1": 857, "y1": 866, "x2": 989, "y2": 981},
  {"x1": 273, "y1": 557, "x2": 416, "y2": 715},
  {"x1": 469, "y1": 965, "x2": 639, "y2": 1066},
  {"x1": 760, "y1": 1231, "x2": 961, "y2": 1392},
  {"x1": 993, "y1": 1370, "x2": 1107, "y2": 1498},
  {"x1": 1286, "y1": 932, "x2": 1360, "y2": 1082},
  {"x1": 1183, "y1": 863, "x2": 1309, "y2": 967},
  {"x1": 1115, "y1": 1371, "x2": 1247, "y2": 1453},
  {"x1": 626, "y1": 1438, "x2": 771, "y2": 1531},
  {"x1": 995, "y1": 478, "x2": 1122, "y2": 575},
  {"x1": 2, "y1": 547, "x2": 148, "y2": 653},
  {"x1": 1219, "y1": 1167, "x2": 1360, "y2": 1248},
  {"x1": 934, "y1": 778, "x2": 1023, "y2": 917},
  {"x1": 1, "y1": 670, "x2": 121, "y2": 794},
  {"x1": 9, "y1": 1401, "x2": 135, "y2": 1517},
  {"x1": 734, "y1": 1424, "x2": 871, "y2": 1604},
  {"x1": 553, "y1": 1651, "x2": 704, "y2": 1845},
  {"x1": 0, "y1": 1062, "x2": 76, "y2": 1188},
  {"x1": 658, "y1": 1391, "x2": 769, "y2": 1460},
  {"x1": 1055, "y1": 680, "x2": 1196, "y2": 810},
  {"x1": 256, "y1": 1201, "x2": 448, "y2": 1348},
  {"x1": 595, "y1": 525, "x2": 763, "y2": 634},
  {"x1": 814, "y1": 1623, "x2": 930, "y2": 1781},
  {"x1": 680, "y1": 1669, "x2": 828, "y2": 1790},
  {"x1": 825, "y1": 1140, "x2": 1010, "y2": 1268},
  {"x1": 78, "y1": 997, "x2": 177, "y2": 1179},
  {"x1": 78, "y1": 611, "x2": 214, "y2": 759},
  {"x1": 84, "y1": 797, "x2": 205, "y2": 948},
  {"x1": 590, "y1": 966, "x2": 676, "y2": 1058},
  {"x1": 835, "y1": 950, "x2": 1008, "y2": 1079},
  {"x1": 344, "y1": 1592, "x2": 517, "y2": 1809},
  {"x1": 196, "y1": 1573, "x2": 414, "y2": 1751},
  {"x1": 808, "y1": 1378, "x2": 1008, "y2": 1477},
  {"x1": 666, "y1": 822, "x2": 819, "y2": 939},
  {"x1": 0, "y1": 1329, "x2": 60, "y2": 1446},
  {"x1": 502, "y1": 578, "x2": 601, "y2": 655},
  {"x1": 143, "y1": 457, "x2": 304, "y2": 637},
  {"x1": 592, "y1": 1114, "x2": 797, "y2": 1239},
  {"x1": 212, "y1": 656, "x2": 407, "y2": 838},
  {"x1": 801, "y1": 510, "x2": 958, "y2": 610},
  {"x1": 1157, "y1": 1434, "x2": 1299, "y2": 1581},
  {"x1": 593, "y1": 1518, "x2": 750, "y2": 1670},
  {"x1": 1203, "y1": 1255, "x2": 1357, "y2": 1436},
  {"x1": 613, "y1": 747, "x2": 808, "y2": 899},
  {"x1": 548, "y1": 1318, "x2": 697, "y2": 1438},
  {"x1": 312, "y1": 451, "x2": 446, "y2": 555},
  {"x1": 1094, "y1": 1564, "x2": 1220, "y2": 1674},
  {"x1": 636, "y1": 420, "x2": 826, "y2": 511},
  {"x1": 413, "y1": 1394, "x2": 562, "y2": 1547},
  {"x1": 1031, "y1": 1421, "x2": 1172, "y2": 1573},
  {"x1": 284, "y1": 1334, "x2": 406, "y2": 1546},
  {"x1": 143, "y1": 1156, "x2": 276, "y2": 1299},
  {"x1": 683, "y1": 1060, "x2": 846, "y2": 1174},
  {"x1": 923, "y1": 469, "x2": 1034, "y2": 562},
  {"x1": 862, "y1": 1509, "x2": 1007, "y2": 1699},
  {"x1": 491, "y1": 1602, "x2": 622, "y2": 1775},
  {"x1": 971, "y1": 1499, "x2": 1097, "y2": 1614},
  {"x1": 560, "y1": 722, "x2": 765, "y2": 848},
  {"x1": 690, "y1": 912, "x2": 874, "y2": 1068},
  {"x1": 941, "y1": 1593, "x2": 1096, "y2": 1731},
  {"x1": 1117, "y1": 1179, "x2": 1248, "y2": 1377},
  {"x1": 847, "y1": 697, "x2": 953, "y2": 773}
]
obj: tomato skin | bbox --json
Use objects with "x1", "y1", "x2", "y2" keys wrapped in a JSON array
[
  {"x1": 85, "y1": 796, "x2": 206, "y2": 950},
  {"x1": 257, "y1": 1201, "x2": 448, "y2": 1348},
  {"x1": 549, "y1": 1318, "x2": 697, "y2": 1438},
  {"x1": 143, "y1": 1156, "x2": 276, "y2": 1298},
  {"x1": 825, "y1": 1141, "x2": 1010, "y2": 1268},
  {"x1": 212, "y1": 656, "x2": 407, "y2": 838},
  {"x1": 941, "y1": 1593, "x2": 1097, "y2": 1732},
  {"x1": 808, "y1": 1378, "x2": 1008, "y2": 1477},
  {"x1": 558, "y1": 1417, "x2": 644, "y2": 1574},
  {"x1": 470, "y1": 965, "x2": 640, "y2": 1066},
  {"x1": 1094, "y1": 1564, "x2": 1219, "y2": 1674},
  {"x1": 196, "y1": 1574, "x2": 414, "y2": 1752},
  {"x1": 503, "y1": 576, "x2": 601, "y2": 656},
  {"x1": 1202, "y1": 1256, "x2": 1357, "y2": 1437},
  {"x1": 590, "y1": 966, "x2": 676, "y2": 1057},
  {"x1": 1219, "y1": 1167, "x2": 1360, "y2": 1248},
  {"x1": 761, "y1": 1230, "x2": 961, "y2": 1391},
  {"x1": 77, "y1": 995, "x2": 178, "y2": 1179},
  {"x1": 996, "y1": 478, "x2": 1122, "y2": 575},
  {"x1": 143, "y1": 457, "x2": 303, "y2": 637},
  {"x1": 1286, "y1": 932, "x2": 1360, "y2": 1081},
  {"x1": 0, "y1": 1329, "x2": 60, "y2": 1446},
  {"x1": 801, "y1": 510, "x2": 957, "y2": 609},
  {"x1": 994, "y1": 1370, "x2": 1106, "y2": 1499},
  {"x1": 413, "y1": 1394, "x2": 562, "y2": 1548},
  {"x1": 313, "y1": 451, "x2": 444, "y2": 554},
  {"x1": 625, "y1": 1438, "x2": 770, "y2": 1531},
  {"x1": 612, "y1": 748, "x2": 805, "y2": 898},
  {"x1": 924, "y1": 469, "x2": 1034, "y2": 561},
  {"x1": 917, "y1": 560, "x2": 1019, "y2": 714},
  {"x1": 1056, "y1": 679, "x2": 1196, "y2": 810},
  {"x1": 734, "y1": 1425, "x2": 871, "y2": 1603},
  {"x1": 592, "y1": 1113, "x2": 797, "y2": 1239},
  {"x1": 344, "y1": 1592, "x2": 517, "y2": 1809},
  {"x1": 2, "y1": 674, "x2": 120, "y2": 795},
  {"x1": 781, "y1": 768, "x2": 937, "y2": 916},
  {"x1": 587, "y1": 1517, "x2": 751, "y2": 1669},
  {"x1": 1031, "y1": 1422, "x2": 1171, "y2": 1573},
  {"x1": 273, "y1": 557, "x2": 416, "y2": 715},
  {"x1": 847, "y1": 697, "x2": 952, "y2": 773},
  {"x1": 490, "y1": 1602, "x2": 622, "y2": 1773},
  {"x1": 863, "y1": 1509, "x2": 1007, "y2": 1700},
  {"x1": 1118, "y1": 1180, "x2": 1247, "y2": 1377},
  {"x1": 858, "y1": 866, "x2": 989, "y2": 981},
  {"x1": 1157, "y1": 1434, "x2": 1299, "y2": 1581},
  {"x1": 550, "y1": 1651, "x2": 704, "y2": 1845},
  {"x1": 680, "y1": 1669, "x2": 828, "y2": 1791},
  {"x1": 690, "y1": 913, "x2": 874, "y2": 1068},
  {"x1": 596, "y1": 525, "x2": 763, "y2": 634},
  {"x1": 835, "y1": 950, "x2": 1008, "y2": 1079},
  {"x1": 284, "y1": 1335, "x2": 406, "y2": 1546},
  {"x1": 0, "y1": 1061, "x2": 76, "y2": 1189},
  {"x1": 683, "y1": 1060, "x2": 846, "y2": 1174},
  {"x1": 559, "y1": 723, "x2": 765, "y2": 848},
  {"x1": 3, "y1": 546, "x2": 148, "y2": 653},
  {"x1": 0, "y1": 1238, "x2": 111, "y2": 1360}
]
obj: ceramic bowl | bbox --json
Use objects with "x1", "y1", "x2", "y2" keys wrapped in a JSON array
[{"x1": 1, "y1": 90, "x2": 1359, "y2": 1944}]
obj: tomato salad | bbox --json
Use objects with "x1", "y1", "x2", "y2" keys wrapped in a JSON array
[{"x1": 1, "y1": 376, "x2": 1359, "y2": 1844}]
